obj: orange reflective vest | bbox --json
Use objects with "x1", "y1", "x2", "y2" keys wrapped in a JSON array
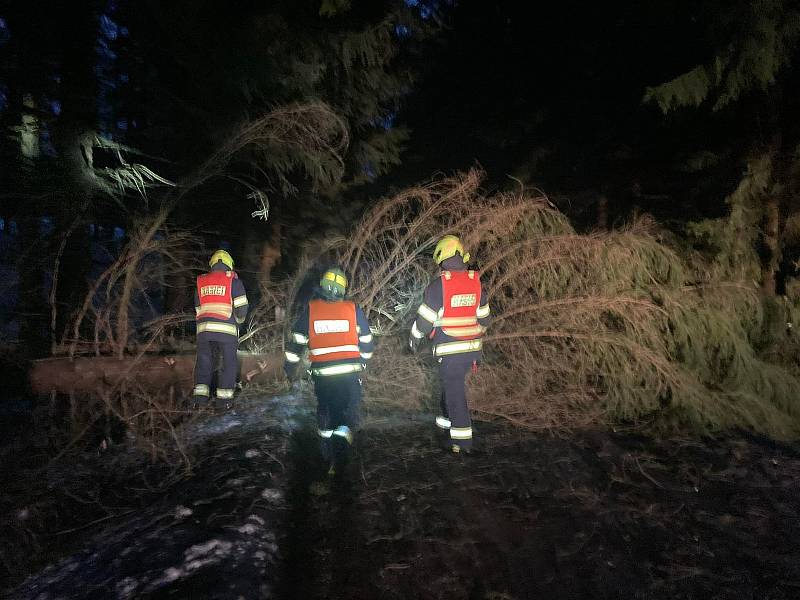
[
  {"x1": 439, "y1": 270, "x2": 483, "y2": 339},
  {"x1": 197, "y1": 271, "x2": 234, "y2": 320},
  {"x1": 308, "y1": 299, "x2": 360, "y2": 363}
]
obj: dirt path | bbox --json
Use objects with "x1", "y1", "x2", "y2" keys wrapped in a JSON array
[
  {"x1": 5, "y1": 394, "x2": 800, "y2": 599},
  {"x1": 277, "y1": 421, "x2": 800, "y2": 599}
]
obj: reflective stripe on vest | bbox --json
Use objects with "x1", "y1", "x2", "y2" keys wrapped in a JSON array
[
  {"x1": 310, "y1": 363, "x2": 363, "y2": 377},
  {"x1": 309, "y1": 344, "x2": 360, "y2": 356},
  {"x1": 197, "y1": 271, "x2": 234, "y2": 319},
  {"x1": 437, "y1": 270, "x2": 482, "y2": 339},
  {"x1": 433, "y1": 338, "x2": 482, "y2": 356},
  {"x1": 308, "y1": 299, "x2": 360, "y2": 363},
  {"x1": 197, "y1": 321, "x2": 238, "y2": 336}
]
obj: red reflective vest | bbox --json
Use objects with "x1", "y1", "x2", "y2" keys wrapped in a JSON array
[
  {"x1": 308, "y1": 300, "x2": 360, "y2": 363},
  {"x1": 196, "y1": 271, "x2": 234, "y2": 320},
  {"x1": 439, "y1": 270, "x2": 483, "y2": 339}
]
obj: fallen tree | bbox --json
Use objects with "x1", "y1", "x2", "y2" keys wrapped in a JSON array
[
  {"x1": 29, "y1": 352, "x2": 282, "y2": 396},
  {"x1": 26, "y1": 102, "x2": 350, "y2": 466},
  {"x1": 285, "y1": 169, "x2": 800, "y2": 438}
]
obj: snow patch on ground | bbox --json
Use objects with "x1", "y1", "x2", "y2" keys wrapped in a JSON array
[
  {"x1": 201, "y1": 417, "x2": 242, "y2": 435},
  {"x1": 185, "y1": 538, "x2": 233, "y2": 563},
  {"x1": 10, "y1": 392, "x2": 302, "y2": 599},
  {"x1": 149, "y1": 539, "x2": 233, "y2": 588},
  {"x1": 248, "y1": 514, "x2": 266, "y2": 525},
  {"x1": 261, "y1": 488, "x2": 283, "y2": 503},
  {"x1": 115, "y1": 576, "x2": 138, "y2": 598},
  {"x1": 237, "y1": 523, "x2": 258, "y2": 535}
]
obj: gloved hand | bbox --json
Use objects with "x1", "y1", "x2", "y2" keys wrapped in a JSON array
[{"x1": 408, "y1": 336, "x2": 421, "y2": 355}]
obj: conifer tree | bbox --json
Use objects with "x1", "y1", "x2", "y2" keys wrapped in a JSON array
[
  {"x1": 645, "y1": 0, "x2": 800, "y2": 295},
  {"x1": 119, "y1": 0, "x2": 438, "y2": 277}
]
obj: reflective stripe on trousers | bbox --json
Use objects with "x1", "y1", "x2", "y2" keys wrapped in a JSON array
[
  {"x1": 438, "y1": 353, "x2": 476, "y2": 450},
  {"x1": 318, "y1": 426, "x2": 355, "y2": 443},
  {"x1": 194, "y1": 333, "x2": 239, "y2": 402},
  {"x1": 314, "y1": 372, "x2": 362, "y2": 462},
  {"x1": 435, "y1": 416, "x2": 451, "y2": 429},
  {"x1": 450, "y1": 426, "x2": 473, "y2": 440}
]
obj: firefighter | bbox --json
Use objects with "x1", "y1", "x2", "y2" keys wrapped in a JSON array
[
  {"x1": 193, "y1": 249, "x2": 248, "y2": 410},
  {"x1": 283, "y1": 267, "x2": 374, "y2": 474},
  {"x1": 409, "y1": 235, "x2": 490, "y2": 453}
]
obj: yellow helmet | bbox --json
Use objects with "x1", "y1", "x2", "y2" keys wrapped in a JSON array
[
  {"x1": 319, "y1": 267, "x2": 347, "y2": 299},
  {"x1": 209, "y1": 249, "x2": 234, "y2": 269},
  {"x1": 433, "y1": 235, "x2": 470, "y2": 265}
]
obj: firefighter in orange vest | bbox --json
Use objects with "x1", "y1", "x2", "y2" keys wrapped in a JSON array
[
  {"x1": 409, "y1": 236, "x2": 490, "y2": 453},
  {"x1": 193, "y1": 249, "x2": 248, "y2": 410},
  {"x1": 283, "y1": 267, "x2": 374, "y2": 473}
]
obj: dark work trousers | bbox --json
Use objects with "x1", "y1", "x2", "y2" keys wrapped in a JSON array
[
  {"x1": 313, "y1": 371, "x2": 362, "y2": 465},
  {"x1": 194, "y1": 331, "x2": 239, "y2": 406},
  {"x1": 438, "y1": 351, "x2": 478, "y2": 450}
]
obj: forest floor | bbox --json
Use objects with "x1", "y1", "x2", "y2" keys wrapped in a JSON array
[{"x1": 3, "y1": 386, "x2": 800, "y2": 600}]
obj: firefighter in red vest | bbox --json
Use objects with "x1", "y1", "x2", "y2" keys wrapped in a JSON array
[
  {"x1": 409, "y1": 236, "x2": 490, "y2": 453},
  {"x1": 283, "y1": 267, "x2": 375, "y2": 474},
  {"x1": 193, "y1": 249, "x2": 248, "y2": 410}
]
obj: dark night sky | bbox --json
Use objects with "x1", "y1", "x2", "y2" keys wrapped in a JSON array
[{"x1": 389, "y1": 1, "x2": 725, "y2": 202}]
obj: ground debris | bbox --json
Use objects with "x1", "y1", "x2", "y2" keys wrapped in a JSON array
[{"x1": 4, "y1": 398, "x2": 800, "y2": 599}]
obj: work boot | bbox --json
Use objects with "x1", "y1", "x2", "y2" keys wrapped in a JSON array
[
  {"x1": 331, "y1": 436, "x2": 350, "y2": 472},
  {"x1": 448, "y1": 443, "x2": 478, "y2": 456},
  {"x1": 192, "y1": 401, "x2": 210, "y2": 413}
]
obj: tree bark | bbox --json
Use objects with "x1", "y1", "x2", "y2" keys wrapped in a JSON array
[
  {"x1": 596, "y1": 195, "x2": 609, "y2": 230},
  {"x1": 29, "y1": 352, "x2": 282, "y2": 395},
  {"x1": 259, "y1": 220, "x2": 282, "y2": 282},
  {"x1": 17, "y1": 212, "x2": 49, "y2": 356}
]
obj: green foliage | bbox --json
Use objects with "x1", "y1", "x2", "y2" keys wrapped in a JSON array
[
  {"x1": 319, "y1": 0, "x2": 352, "y2": 18},
  {"x1": 126, "y1": 0, "x2": 429, "y2": 195},
  {"x1": 687, "y1": 155, "x2": 772, "y2": 282},
  {"x1": 320, "y1": 171, "x2": 800, "y2": 439},
  {"x1": 644, "y1": 0, "x2": 800, "y2": 112}
]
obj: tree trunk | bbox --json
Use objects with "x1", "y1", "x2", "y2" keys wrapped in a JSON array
[
  {"x1": 762, "y1": 196, "x2": 781, "y2": 296},
  {"x1": 29, "y1": 352, "x2": 282, "y2": 395},
  {"x1": 51, "y1": 205, "x2": 91, "y2": 351},
  {"x1": 259, "y1": 220, "x2": 282, "y2": 282},
  {"x1": 18, "y1": 212, "x2": 49, "y2": 356},
  {"x1": 596, "y1": 195, "x2": 609, "y2": 230}
]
